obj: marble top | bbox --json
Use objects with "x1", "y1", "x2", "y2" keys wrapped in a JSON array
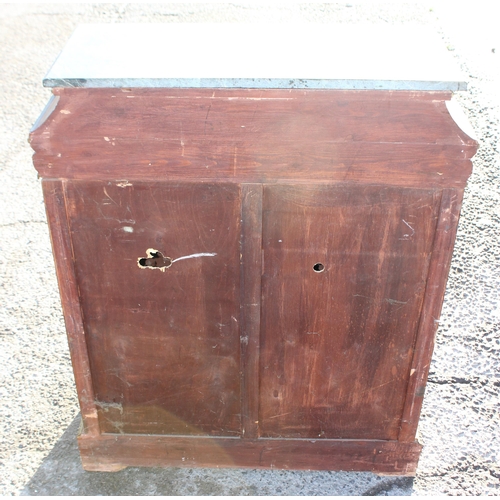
[{"x1": 44, "y1": 23, "x2": 467, "y2": 91}]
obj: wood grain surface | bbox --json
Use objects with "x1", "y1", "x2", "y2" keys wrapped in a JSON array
[
  {"x1": 77, "y1": 433, "x2": 422, "y2": 475},
  {"x1": 399, "y1": 188, "x2": 464, "y2": 441},
  {"x1": 30, "y1": 89, "x2": 476, "y2": 188},
  {"x1": 31, "y1": 87, "x2": 477, "y2": 473},
  {"x1": 239, "y1": 184, "x2": 263, "y2": 439},
  {"x1": 42, "y1": 180, "x2": 100, "y2": 436},
  {"x1": 64, "y1": 181, "x2": 242, "y2": 436},
  {"x1": 259, "y1": 185, "x2": 441, "y2": 440}
]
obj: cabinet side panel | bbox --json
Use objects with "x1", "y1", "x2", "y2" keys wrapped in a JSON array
[
  {"x1": 64, "y1": 181, "x2": 242, "y2": 437},
  {"x1": 259, "y1": 184, "x2": 441, "y2": 440},
  {"x1": 399, "y1": 188, "x2": 464, "y2": 441},
  {"x1": 41, "y1": 179, "x2": 100, "y2": 435}
]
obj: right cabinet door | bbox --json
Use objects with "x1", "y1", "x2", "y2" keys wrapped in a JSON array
[{"x1": 259, "y1": 184, "x2": 442, "y2": 440}]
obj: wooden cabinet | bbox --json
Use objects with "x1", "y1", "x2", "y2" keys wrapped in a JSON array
[{"x1": 30, "y1": 25, "x2": 477, "y2": 475}]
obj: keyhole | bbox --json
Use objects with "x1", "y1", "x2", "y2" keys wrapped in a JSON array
[
  {"x1": 313, "y1": 263, "x2": 325, "y2": 273},
  {"x1": 138, "y1": 250, "x2": 172, "y2": 270}
]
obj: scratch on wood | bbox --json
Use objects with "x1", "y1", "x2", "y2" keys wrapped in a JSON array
[
  {"x1": 172, "y1": 252, "x2": 217, "y2": 263},
  {"x1": 399, "y1": 219, "x2": 415, "y2": 240},
  {"x1": 233, "y1": 146, "x2": 237, "y2": 177},
  {"x1": 360, "y1": 379, "x2": 397, "y2": 394},
  {"x1": 353, "y1": 294, "x2": 373, "y2": 300},
  {"x1": 225, "y1": 97, "x2": 296, "y2": 101},
  {"x1": 266, "y1": 412, "x2": 294, "y2": 420},
  {"x1": 180, "y1": 123, "x2": 185, "y2": 156},
  {"x1": 385, "y1": 298, "x2": 408, "y2": 306},
  {"x1": 116, "y1": 180, "x2": 133, "y2": 188},
  {"x1": 103, "y1": 187, "x2": 119, "y2": 206},
  {"x1": 204, "y1": 104, "x2": 212, "y2": 135}
]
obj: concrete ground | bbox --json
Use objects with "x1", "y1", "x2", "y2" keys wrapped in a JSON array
[{"x1": 1, "y1": 2, "x2": 499, "y2": 496}]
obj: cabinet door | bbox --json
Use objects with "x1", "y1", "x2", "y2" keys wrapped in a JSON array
[
  {"x1": 259, "y1": 184, "x2": 441, "y2": 440},
  {"x1": 64, "y1": 181, "x2": 242, "y2": 437}
]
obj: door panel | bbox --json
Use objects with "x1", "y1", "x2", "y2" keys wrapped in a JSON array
[
  {"x1": 65, "y1": 181, "x2": 242, "y2": 436},
  {"x1": 260, "y1": 185, "x2": 441, "y2": 440}
]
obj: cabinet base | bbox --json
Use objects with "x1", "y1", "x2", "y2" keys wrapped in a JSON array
[{"x1": 77, "y1": 433, "x2": 421, "y2": 475}]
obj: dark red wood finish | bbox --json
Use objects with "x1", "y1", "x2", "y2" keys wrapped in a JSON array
[
  {"x1": 30, "y1": 89, "x2": 475, "y2": 188},
  {"x1": 42, "y1": 180, "x2": 100, "y2": 436},
  {"x1": 399, "y1": 188, "x2": 465, "y2": 441},
  {"x1": 31, "y1": 88, "x2": 477, "y2": 474},
  {"x1": 259, "y1": 185, "x2": 441, "y2": 440},
  {"x1": 239, "y1": 184, "x2": 263, "y2": 439},
  {"x1": 64, "y1": 181, "x2": 242, "y2": 436},
  {"x1": 78, "y1": 434, "x2": 422, "y2": 475}
]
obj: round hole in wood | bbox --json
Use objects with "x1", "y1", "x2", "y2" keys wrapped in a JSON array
[{"x1": 313, "y1": 263, "x2": 325, "y2": 273}]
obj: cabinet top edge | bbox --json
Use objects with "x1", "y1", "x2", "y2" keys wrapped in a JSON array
[
  {"x1": 43, "y1": 78, "x2": 466, "y2": 92},
  {"x1": 43, "y1": 23, "x2": 468, "y2": 91}
]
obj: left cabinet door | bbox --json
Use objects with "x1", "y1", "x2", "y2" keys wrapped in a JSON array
[{"x1": 64, "y1": 180, "x2": 243, "y2": 437}]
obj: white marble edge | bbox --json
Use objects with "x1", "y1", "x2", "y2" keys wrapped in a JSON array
[{"x1": 43, "y1": 78, "x2": 466, "y2": 91}]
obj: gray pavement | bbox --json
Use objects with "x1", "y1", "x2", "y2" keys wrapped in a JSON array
[{"x1": 0, "y1": 3, "x2": 499, "y2": 496}]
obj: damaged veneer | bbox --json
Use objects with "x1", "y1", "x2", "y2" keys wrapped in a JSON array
[{"x1": 137, "y1": 249, "x2": 218, "y2": 271}]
